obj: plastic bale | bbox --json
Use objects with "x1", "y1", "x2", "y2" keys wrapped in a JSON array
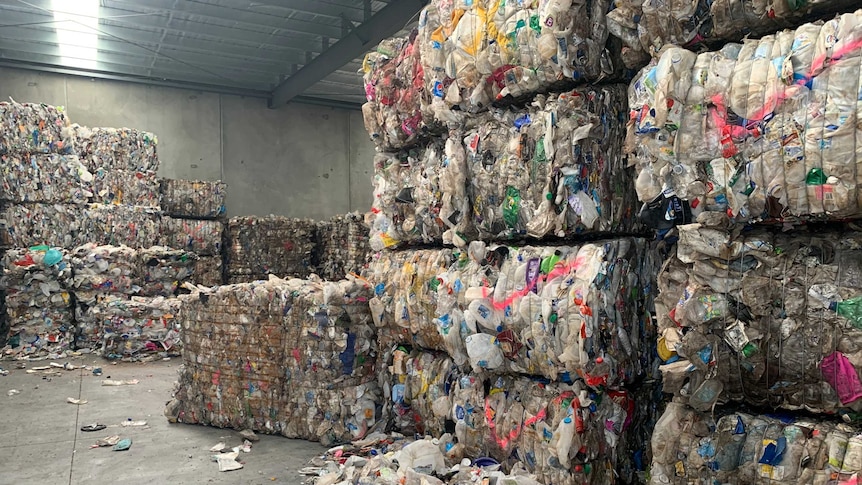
[
  {"x1": 366, "y1": 238, "x2": 659, "y2": 386},
  {"x1": 136, "y1": 246, "x2": 198, "y2": 297},
  {"x1": 72, "y1": 125, "x2": 159, "y2": 172},
  {"x1": 0, "y1": 203, "x2": 161, "y2": 249},
  {"x1": 1, "y1": 246, "x2": 74, "y2": 357},
  {"x1": 607, "y1": 0, "x2": 861, "y2": 69},
  {"x1": 362, "y1": 31, "x2": 437, "y2": 151},
  {"x1": 282, "y1": 383, "x2": 381, "y2": 447},
  {"x1": 368, "y1": 136, "x2": 472, "y2": 250},
  {"x1": 226, "y1": 216, "x2": 317, "y2": 280},
  {"x1": 68, "y1": 244, "x2": 140, "y2": 295},
  {"x1": 74, "y1": 294, "x2": 181, "y2": 360},
  {"x1": 190, "y1": 255, "x2": 223, "y2": 287},
  {"x1": 0, "y1": 153, "x2": 94, "y2": 204},
  {"x1": 0, "y1": 100, "x2": 72, "y2": 154},
  {"x1": 650, "y1": 401, "x2": 862, "y2": 485},
  {"x1": 628, "y1": 11, "x2": 862, "y2": 229},
  {"x1": 159, "y1": 217, "x2": 224, "y2": 256},
  {"x1": 90, "y1": 170, "x2": 160, "y2": 207},
  {"x1": 655, "y1": 220, "x2": 862, "y2": 413},
  {"x1": 159, "y1": 179, "x2": 227, "y2": 219},
  {"x1": 315, "y1": 213, "x2": 371, "y2": 281},
  {"x1": 171, "y1": 279, "x2": 293, "y2": 433},
  {"x1": 418, "y1": 0, "x2": 618, "y2": 120},
  {"x1": 465, "y1": 85, "x2": 636, "y2": 241}
]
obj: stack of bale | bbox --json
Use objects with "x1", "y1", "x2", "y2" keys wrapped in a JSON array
[
  {"x1": 620, "y1": 8, "x2": 862, "y2": 482},
  {"x1": 225, "y1": 216, "x2": 317, "y2": 283},
  {"x1": 167, "y1": 276, "x2": 380, "y2": 445},
  {"x1": 314, "y1": 213, "x2": 370, "y2": 281},
  {"x1": 355, "y1": 2, "x2": 661, "y2": 482},
  {"x1": 159, "y1": 179, "x2": 227, "y2": 287},
  {"x1": 0, "y1": 101, "x2": 202, "y2": 360}
]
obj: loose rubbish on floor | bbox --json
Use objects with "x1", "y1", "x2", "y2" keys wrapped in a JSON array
[
  {"x1": 1, "y1": 246, "x2": 73, "y2": 356},
  {"x1": 651, "y1": 401, "x2": 862, "y2": 485},
  {"x1": 159, "y1": 179, "x2": 227, "y2": 220},
  {"x1": 607, "y1": 0, "x2": 861, "y2": 68},
  {"x1": 628, "y1": 10, "x2": 862, "y2": 228},
  {"x1": 169, "y1": 276, "x2": 380, "y2": 445},
  {"x1": 368, "y1": 85, "x2": 637, "y2": 248},
  {"x1": 367, "y1": 238, "x2": 658, "y2": 384},
  {"x1": 656, "y1": 219, "x2": 862, "y2": 413}
]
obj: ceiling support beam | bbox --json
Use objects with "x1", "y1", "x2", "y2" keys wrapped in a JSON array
[{"x1": 268, "y1": 0, "x2": 427, "y2": 108}]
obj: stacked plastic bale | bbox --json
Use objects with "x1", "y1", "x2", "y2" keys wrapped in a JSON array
[
  {"x1": 225, "y1": 216, "x2": 317, "y2": 283},
  {"x1": 159, "y1": 179, "x2": 227, "y2": 287},
  {"x1": 366, "y1": 239, "x2": 660, "y2": 482},
  {"x1": 616, "y1": 9, "x2": 862, "y2": 481},
  {"x1": 607, "y1": 0, "x2": 860, "y2": 70},
  {"x1": 168, "y1": 276, "x2": 380, "y2": 445},
  {"x1": 69, "y1": 244, "x2": 196, "y2": 359},
  {"x1": 315, "y1": 213, "x2": 371, "y2": 281},
  {"x1": 0, "y1": 246, "x2": 73, "y2": 357}
]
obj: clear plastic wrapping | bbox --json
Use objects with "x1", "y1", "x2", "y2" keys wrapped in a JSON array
[
  {"x1": 159, "y1": 217, "x2": 224, "y2": 256},
  {"x1": 366, "y1": 237, "x2": 659, "y2": 385},
  {"x1": 650, "y1": 402, "x2": 862, "y2": 484},
  {"x1": 226, "y1": 216, "x2": 316, "y2": 281},
  {"x1": 1, "y1": 246, "x2": 73, "y2": 357},
  {"x1": 608, "y1": 1, "x2": 861, "y2": 68},
  {"x1": 628, "y1": 11, "x2": 862, "y2": 228},
  {"x1": 0, "y1": 203, "x2": 161, "y2": 249},
  {"x1": 159, "y1": 179, "x2": 227, "y2": 219},
  {"x1": 169, "y1": 276, "x2": 379, "y2": 443},
  {"x1": 656, "y1": 220, "x2": 862, "y2": 413},
  {"x1": 0, "y1": 100, "x2": 72, "y2": 154}
]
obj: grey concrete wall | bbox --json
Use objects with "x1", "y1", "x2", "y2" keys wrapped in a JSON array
[{"x1": 0, "y1": 67, "x2": 375, "y2": 219}]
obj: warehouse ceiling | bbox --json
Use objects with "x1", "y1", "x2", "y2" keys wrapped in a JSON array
[{"x1": 0, "y1": 0, "x2": 424, "y2": 109}]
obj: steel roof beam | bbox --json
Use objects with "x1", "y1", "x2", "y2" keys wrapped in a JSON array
[{"x1": 269, "y1": 0, "x2": 426, "y2": 108}]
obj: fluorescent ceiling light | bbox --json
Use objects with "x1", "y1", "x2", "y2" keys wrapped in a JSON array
[{"x1": 52, "y1": 0, "x2": 100, "y2": 70}]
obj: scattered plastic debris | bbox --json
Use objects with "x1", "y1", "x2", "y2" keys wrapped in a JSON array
[
  {"x1": 91, "y1": 435, "x2": 120, "y2": 448},
  {"x1": 7, "y1": 389, "x2": 19, "y2": 396},
  {"x1": 66, "y1": 397, "x2": 88, "y2": 405},
  {"x1": 101, "y1": 379, "x2": 139, "y2": 386},
  {"x1": 209, "y1": 442, "x2": 226, "y2": 453},
  {"x1": 112, "y1": 438, "x2": 132, "y2": 451},
  {"x1": 238, "y1": 429, "x2": 259, "y2": 442},
  {"x1": 214, "y1": 451, "x2": 243, "y2": 472},
  {"x1": 121, "y1": 420, "x2": 147, "y2": 427},
  {"x1": 81, "y1": 424, "x2": 107, "y2": 432}
]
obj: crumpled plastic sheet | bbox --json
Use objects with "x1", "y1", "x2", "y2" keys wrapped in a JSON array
[
  {"x1": 315, "y1": 213, "x2": 370, "y2": 281},
  {"x1": 137, "y1": 246, "x2": 198, "y2": 297},
  {"x1": 0, "y1": 100, "x2": 72, "y2": 154},
  {"x1": 226, "y1": 216, "x2": 317, "y2": 281},
  {"x1": 362, "y1": 32, "x2": 434, "y2": 151},
  {"x1": 71, "y1": 125, "x2": 159, "y2": 172},
  {"x1": 189, "y1": 255, "x2": 223, "y2": 287},
  {"x1": 607, "y1": 0, "x2": 861, "y2": 69},
  {"x1": 651, "y1": 401, "x2": 862, "y2": 485},
  {"x1": 73, "y1": 293, "x2": 181, "y2": 360},
  {"x1": 464, "y1": 85, "x2": 636, "y2": 241},
  {"x1": 369, "y1": 137, "x2": 473, "y2": 250},
  {"x1": 655, "y1": 218, "x2": 862, "y2": 413},
  {"x1": 0, "y1": 203, "x2": 161, "y2": 249},
  {"x1": 366, "y1": 237, "x2": 659, "y2": 385},
  {"x1": 375, "y1": 349, "x2": 655, "y2": 484},
  {"x1": 170, "y1": 276, "x2": 380, "y2": 443},
  {"x1": 0, "y1": 154, "x2": 160, "y2": 207},
  {"x1": 159, "y1": 217, "x2": 224, "y2": 256},
  {"x1": 628, "y1": 10, "x2": 862, "y2": 229},
  {"x1": 159, "y1": 179, "x2": 227, "y2": 219},
  {"x1": 1, "y1": 246, "x2": 74, "y2": 356},
  {"x1": 417, "y1": 0, "x2": 617, "y2": 119}
]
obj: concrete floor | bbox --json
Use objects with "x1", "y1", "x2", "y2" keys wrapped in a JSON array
[{"x1": 0, "y1": 357, "x2": 326, "y2": 485}]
